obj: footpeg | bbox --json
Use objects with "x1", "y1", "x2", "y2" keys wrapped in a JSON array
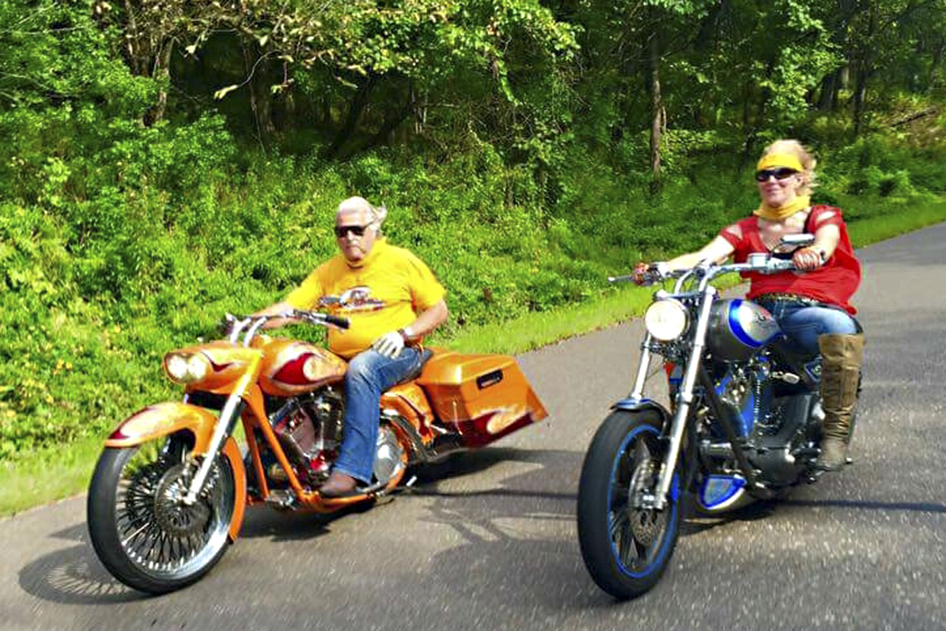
[{"x1": 265, "y1": 489, "x2": 296, "y2": 509}]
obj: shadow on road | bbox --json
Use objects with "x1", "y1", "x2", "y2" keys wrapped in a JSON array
[
  {"x1": 238, "y1": 445, "x2": 541, "y2": 540},
  {"x1": 18, "y1": 524, "x2": 143, "y2": 605},
  {"x1": 15, "y1": 445, "x2": 544, "y2": 607},
  {"x1": 402, "y1": 447, "x2": 606, "y2": 610},
  {"x1": 780, "y1": 498, "x2": 946, "y2": 514},
  {"x1": 405, "y1": 446, "x2": 578, "y2": 502},
  {"x1": 407, "y1": 447, "x2": 946, "y2": 613}
]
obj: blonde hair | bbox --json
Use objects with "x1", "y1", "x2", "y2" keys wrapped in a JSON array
[{"x1": 760, "y1": 139, "x2": 817, "y2": 195}]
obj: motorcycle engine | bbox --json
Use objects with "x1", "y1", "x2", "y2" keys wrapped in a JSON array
[
  {"x1": 714, "y1": 358, "x2": 773, "y2": 437},
  {"x1": 269, "y1": 388, "x2": 345, "y2": 486}
]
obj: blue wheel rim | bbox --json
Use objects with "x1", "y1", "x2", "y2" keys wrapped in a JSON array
[{"x1": 606, "y1": 424, "x2": 678, "y2": 578}]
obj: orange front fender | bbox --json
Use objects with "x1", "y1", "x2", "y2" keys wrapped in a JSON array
[
  {"x1": 103, "y1": 402, "x2": 247, "y2": 542},
  {"x1": 220, "y1": 437, "x2": 247, "y2": 541},
  {"x1": 105, "y1": 402, "x2": 219, "y2": 452}
]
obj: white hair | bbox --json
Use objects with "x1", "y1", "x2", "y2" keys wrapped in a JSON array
[{"x1": 336, "y1": 196, "x2": 387, "y2": 232}]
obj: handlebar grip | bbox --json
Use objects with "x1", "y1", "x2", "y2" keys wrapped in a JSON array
[{"x1": 324, "y1": 314, "x2": 350, "y2": 330}]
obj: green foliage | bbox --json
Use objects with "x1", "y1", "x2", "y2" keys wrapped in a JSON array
[{"x1": 3, "y1": 0, "x2": 946, "y2": 467}]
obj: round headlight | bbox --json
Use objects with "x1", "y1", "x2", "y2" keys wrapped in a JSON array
[
  {"x1": 186, "y1": 354, "x2": 209, "y2": 381},
  {"x1": 645, "y1": 299, "x2": 688, "y2": 341},
  {"x1": 165, "y1": 353, "x2": 189, "y2": 382},
  {"x1": 165, "y1": 352, "x2": 210, "y2": 384}
]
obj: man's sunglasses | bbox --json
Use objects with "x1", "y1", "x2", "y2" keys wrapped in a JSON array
[
  {"x1": 755, "y1": 167, "x2": 798, "y2": 182},
  {"x1": 334, "y1": 224, "x2": 370, "y2": 238}
]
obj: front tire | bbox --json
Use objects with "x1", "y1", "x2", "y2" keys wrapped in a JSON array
[
  {"x1": 87, "y1": 434, "x2": 236, "y2": 594},
  {"x1": 577, "y1": 410, "x2": 681, "y2": 599}
]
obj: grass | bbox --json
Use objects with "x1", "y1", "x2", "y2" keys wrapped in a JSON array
[
  {"x1": 441, "y1": 283, "x2": 654, "y2": 354},
  {"x1": 2, "y1": 201, "x2": 945, "y2": 518},
  {"x1": 0, "y1": 435, "x2": 103, "y2": 517},
  {"x1": 846, "y1": 199, "x2": 946, "y2": 247}
]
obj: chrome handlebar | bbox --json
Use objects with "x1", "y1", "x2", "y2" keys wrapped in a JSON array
[{"x1": 224, "y1": 310, "x2": 350, "y2": 346}]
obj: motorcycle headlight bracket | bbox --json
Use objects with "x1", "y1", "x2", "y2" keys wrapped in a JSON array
[{"x1": 644, "y1": 298, "x2": 689, "y2": 341}]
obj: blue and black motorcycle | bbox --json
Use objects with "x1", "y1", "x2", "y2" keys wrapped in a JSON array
[{"x1": 577, "y1": 235, "x2": 850, "y2": 599}]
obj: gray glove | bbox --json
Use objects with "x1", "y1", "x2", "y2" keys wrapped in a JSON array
[{"x1": 372, "y1": 330, "x2": 405, "y2": 359}]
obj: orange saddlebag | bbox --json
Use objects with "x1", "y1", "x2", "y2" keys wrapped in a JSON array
[{"x1": 416, "y1": 351, "x2": 547, "y2": 447}]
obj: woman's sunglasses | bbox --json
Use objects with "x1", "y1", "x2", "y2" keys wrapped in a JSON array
[
  {"x1": 755, "y1": 167, "x2": 798, "y2": 182},
  {"x1": 334, "y1": 224, "x2": 369, "y2": 238}
]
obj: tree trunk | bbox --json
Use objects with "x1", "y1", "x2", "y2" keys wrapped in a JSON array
[
  {"x1": 852, "y1": 6, "x2": 877, "y2": 136},
  {"x1": 352, "y1": 88, "x2": 412, "y2": 154},
  {"x1": 242, "y1": 44, "x2": 275, "y2": 146},
  {"x1": 122, "y1": 0, "x2": 147, "y2": 76},
  {"x1": 145, "y1": 40, "x2": 172, "y2": 125},
  {"x1": 853, "y1": 65, "x2": 867, "y2": 135},
  {"x1": 817, "y1": 69, "x2": 841, "y2": 112},
  {"x1": 929, "y1": 37, "x2": 946, "y2": 91},
  {"x1": 324, "y1": 75, "x2": 377, "y2": 159},
  {"x1": 649, "y1": 31, "x2": 663, "y2": 195}
]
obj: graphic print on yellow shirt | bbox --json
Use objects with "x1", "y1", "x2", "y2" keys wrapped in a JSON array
[
  {"x1": 335, "y1": 286, "x2": 384, "y2": 312},
  {"x1": 285, "y1": 240, "x2": 445, "y2": 359}
]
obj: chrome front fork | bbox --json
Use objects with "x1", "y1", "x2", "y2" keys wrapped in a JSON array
[
  {"x1": 183, "y1": 393, "x2": 242, "y2": 505},
  {"x1": 647, "y1": 287, "x2": 717, "y2": 511}
]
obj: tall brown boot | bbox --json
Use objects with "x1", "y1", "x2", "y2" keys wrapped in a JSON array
[{"x1": 816, "y1": 333, "x2": 865, "y2": 471}]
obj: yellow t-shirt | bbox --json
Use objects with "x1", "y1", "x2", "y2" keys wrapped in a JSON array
[{"x1": 285, "y1": 240, "x2": 446, "y2": 359}]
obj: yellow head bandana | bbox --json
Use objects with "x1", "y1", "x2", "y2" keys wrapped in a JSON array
[{"x1": 757, "y1": 153, "x2": 803, "y2": 172}]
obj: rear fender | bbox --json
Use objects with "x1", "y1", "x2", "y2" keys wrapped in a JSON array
[{"x1": 381, "y1": 383, "x2": 433, "y2": 443}]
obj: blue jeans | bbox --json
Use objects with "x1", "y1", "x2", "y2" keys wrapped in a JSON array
[
  {"x1": 756, "y1": 299, "x2": 860, "y2": 356},
  {"x1": 333, "y1": 346, "x2": 425, "y2": 484}
]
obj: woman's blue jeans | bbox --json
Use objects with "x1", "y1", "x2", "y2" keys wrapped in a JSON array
[
  {"x1": 756, "y1": 299, "x2": 860, "y2": 355},
  {"x1": 332, "y1": 346, "x2": 425, "y2": 484}
]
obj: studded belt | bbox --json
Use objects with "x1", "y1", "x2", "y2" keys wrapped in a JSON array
[{"x1": 754, "y1": 293, "x2": 822, "y2": 307}]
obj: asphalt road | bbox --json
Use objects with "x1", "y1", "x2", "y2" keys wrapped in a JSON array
[{"x1": 3, "y1": 223, "x2": 946, "y2": 631}]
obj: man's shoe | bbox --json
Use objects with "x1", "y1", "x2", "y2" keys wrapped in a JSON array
[{"x1": 319, "y1": 471, "x2": 359, "y2": 498}]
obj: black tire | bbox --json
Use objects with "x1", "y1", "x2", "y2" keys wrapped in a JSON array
[
  {"x1": 577, "y1": 410, "x2": 681, "y2": 599},
  {"x1": 87, "y1": 435, "x2": 236, "y2": 594}
]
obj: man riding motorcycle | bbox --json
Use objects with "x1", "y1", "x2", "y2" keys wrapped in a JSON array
[{"x1": 255, "y1": 196, "x2": 449, "y2": 496}]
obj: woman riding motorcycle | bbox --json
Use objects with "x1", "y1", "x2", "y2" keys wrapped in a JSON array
[{"x1": 634, "y1": 139, "x2": 863, "y2": 471}]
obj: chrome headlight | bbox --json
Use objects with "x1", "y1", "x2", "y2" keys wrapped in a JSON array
[
  {"x1": 644, "y1": 298, "x2": 689, "y2": 341},
  {"x1": 164, "y1": 352, "x2": 211, "y2": 384}
]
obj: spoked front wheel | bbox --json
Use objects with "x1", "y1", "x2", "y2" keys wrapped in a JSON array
[
  {"x1": 87, "y1": 433, "x2": 236, "y2": 594},
  {"x1": 577, "y1": 410, "x2": 681, "y2": 599}
]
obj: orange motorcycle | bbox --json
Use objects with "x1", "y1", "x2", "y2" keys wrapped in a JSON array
[{"x1": 87, "y1": 309, "x2": 547, "y2": 594}]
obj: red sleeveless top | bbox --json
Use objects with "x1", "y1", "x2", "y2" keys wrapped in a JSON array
[{"x1": 718, "y1": 205, "x2": 861, "y2": 314}]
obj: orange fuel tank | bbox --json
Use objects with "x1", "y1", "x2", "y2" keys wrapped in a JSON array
[{"x1": 256, "y1": 337, "x2": 347, "y2": 397}]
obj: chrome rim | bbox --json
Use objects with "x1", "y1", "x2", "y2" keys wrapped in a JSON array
[
  {"x1": 608, "y1": 426, "x2": 674, "y2": 577},
  {"x1": 115, "y1": 438, "x2": 233, "y2": 581}
]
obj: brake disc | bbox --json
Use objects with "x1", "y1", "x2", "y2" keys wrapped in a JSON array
[
  {"x1": 152, "y1": 461, "x2": 216, "y2": 537},
  {"x1": 627, "y1": 458, "x2": 666, "y2": 546}
]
